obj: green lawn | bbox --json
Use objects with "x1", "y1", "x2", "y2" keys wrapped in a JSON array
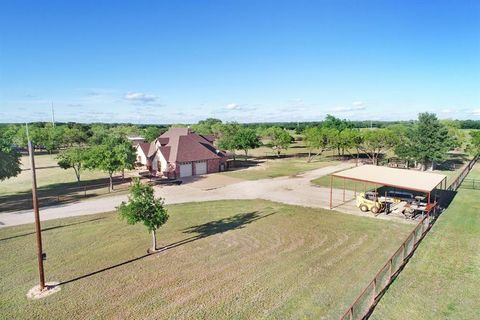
[
  {"x1": 371, "y1": 163, "x2": 480, "y2": 320},
  {"x1": 0, "y1": 154, "x2": 133, "y2": 212},
  {"x1": 246, "y1": 141, "x2": 341, "y2": 159},
  {"x1": 0, "y1": 154, "x2": 109, "y2": 195},
  {"x1": 222, "y1": 157, "x2": 338, "y2": 180},
  {"x1": 0, "y1": 200, "x2": 411, "y2": 319}
]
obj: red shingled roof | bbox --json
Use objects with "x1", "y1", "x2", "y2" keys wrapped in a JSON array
[
  {"x1": 137, "y1": 143, "x2": 150, "y2": 156},
  {"x1": 157, "y1": 128, "x2": 225, "y2": 163}
]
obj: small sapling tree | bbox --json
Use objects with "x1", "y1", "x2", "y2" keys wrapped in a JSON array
[{"x1": 118, "y1": 178, "x2": 169, "y2": 253}]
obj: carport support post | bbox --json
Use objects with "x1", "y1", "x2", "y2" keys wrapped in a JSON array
[{"x1": 329, "y1": 175, "x2": 333, "y2": 209}]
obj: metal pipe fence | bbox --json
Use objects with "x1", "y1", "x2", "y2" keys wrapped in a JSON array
[{"x1": 340, "y1": 155, "x2": 478, "y2": 320}]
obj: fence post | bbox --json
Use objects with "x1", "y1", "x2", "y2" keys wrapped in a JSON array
[{"x1": 84, "y1": 186, "x2": 87, "y2": 198}]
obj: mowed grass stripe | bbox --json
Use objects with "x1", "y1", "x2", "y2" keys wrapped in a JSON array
[{"x1": 0, "y1": 200, "x2": 411, "y2": 319}]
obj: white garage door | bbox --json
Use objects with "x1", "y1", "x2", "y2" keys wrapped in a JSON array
[
  {"x1": 195, "y1": 161, "x2": 207, "y2": 175},
  {"x1": 179, "y1": 163, "x2": 193, "y2": 177}
]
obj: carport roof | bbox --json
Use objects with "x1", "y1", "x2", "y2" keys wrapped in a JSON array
[{"x1": 332, "y1": 165, "x2": 447, "y2": 193}]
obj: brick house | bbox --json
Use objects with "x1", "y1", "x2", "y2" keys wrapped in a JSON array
[{"x1": 135, "y1": 128, "x2": 228, "y2": 178}]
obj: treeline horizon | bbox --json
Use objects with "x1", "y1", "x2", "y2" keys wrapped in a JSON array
[{"x1": 2, "y1": 119, "x2": 480, "y2": 130}]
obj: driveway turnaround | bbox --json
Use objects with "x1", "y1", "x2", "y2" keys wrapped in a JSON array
[{"x1": 0, "y1": 163, "x2": 354, "y2": 228}]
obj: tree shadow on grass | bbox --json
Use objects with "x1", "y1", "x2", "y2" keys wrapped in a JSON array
[
  {"x1": 0, "y1": 217, "x2": 107, "y2": 242},
  {"x1": 59, "y1": 210, "x2": 276, "y2": 286}
]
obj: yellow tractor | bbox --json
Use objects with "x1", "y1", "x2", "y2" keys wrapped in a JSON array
[{"x1": 356, "y1": 192, "x2": 385, "y2": 214}]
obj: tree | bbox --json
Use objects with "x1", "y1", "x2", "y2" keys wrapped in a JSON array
[
  {"x1": 63, "y1": 126, "x2": 88, "y2": 147},
  {"x1": 88, "y1": 124, "x2": 110, "y2": 145},
  {"x1": 144, "y1": 126, "x2": 166, "y2": 142},
  {"x1": 0, "y1": 135, "x2": 21, "y2": 181},
  {"x1": 470, "y1": 131, "x2": 480, "y2": 155},
  {"x1": 303, "y1": 127, "x2": 331, "y2": 162},
  {"x1": 191, "y1": 118, "x2": 222, "y2": 135},
  {"x1": 360, "y1": 129, "x2": 398, "y2": 165},
  {"x1": 57, "y1": 147, "x2": 88, "y2": 182},
  {"x1": 265, "y1": 127, "x2": 293, "y2": 157},
  {"x1": 109, "y1": 125, "x2": 141, "y2": 137},
  {"x1": 117, "y1": 139, "x2": 138, "y2": 179},
  {"x1": 233, "y1": 128, "x2": 260, "y2": 159},
  {"x1": 441, "y1": 119, "x2": 465, "y2": 150},
  {"x1": 118, "y1": 178, "x2": 169, "y2": 252},
  {"x1": 85, "y1": 135, "x2": 136, "y2": 190},
  {"x1": 322, "y1": 114, "x2": 354, "y2": 132},
  {"x1": 215, "y1": 122, "x2": 241, "y2": 161},
  {"x1": 395, "y1": 113, "x2": 452, "y2": 170},
  {"x1": 340, "y1": 128, "x2": 363, "y2": 164},
  {"x1": 39, "y1": 124, "x2": 63, "y2": 153}
]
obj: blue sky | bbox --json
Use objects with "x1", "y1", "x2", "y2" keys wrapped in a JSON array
[{"x1": 0, "y1": 0, "x2": 479, "y2": 123}]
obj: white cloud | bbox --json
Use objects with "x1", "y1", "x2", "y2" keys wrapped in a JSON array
[
  {"x1": 331, "y1": 105, "x2": 366, "y2": 112},
  {"x1": 468, "y1": 109, "x2": 480, "y2": 116},
  {"x1": 124, "y1": 92, "x2": 157, "y2": 104},
  {"x1": 225, "y1": 103, "x2": 241, "y2": 110},
  {"x1": 352, "y1": 101, "x2": 365, "y2": 107}
]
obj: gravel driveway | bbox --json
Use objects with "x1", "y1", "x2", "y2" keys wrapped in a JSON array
[{"x1": 0, "y1": 163, "x2": 353, "y2": 228}]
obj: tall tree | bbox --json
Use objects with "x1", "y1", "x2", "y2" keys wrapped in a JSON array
[
  {"x1": 85, "y1": 135, "x2": 136, "y2": 190},
  {"x1": 191, "y1": 118, "x2": 223, "y2": 135},
  {"x1": 0, "y1": 135, "x2": 21, "y2": 181},
  {"x1": 322, "y1": 114, "x2": 354, "y2": 132},
  {"x1": 118, "y1": 178, "x2": 169, "y2": 253},
  {"x1": 215, "y1": 122, "x2": 241, "y2": 161},
  {"x1": 40, "y1": 124, "x2": 63, "y2": 153},
  {"x1": 63, "y1": 126, "x2": 88, "y2": 147},
  {"x1": 340, "y1": 128, "x2": 363, "y2": 163},
  {"x1": 396, "y1": 113, "x2": 452, "y2": 170},
  {"x1": 303, "y1": 127, "x2": 332, "y2": 162},
  {"x1": 470, "y1": 131, "x2": 480, "y2": 155},
  {"x1": 143, "y1": 126, "x2": 166, "y2": 142},
  {"x1": 360, "y1": 129, "x2": 398, "y2": 165},
  {"x1": 265, "y1": 127, "x2": 293, "y2": 157},
  {"x1": 233, "y1": 128, "x2": 261, "y2": 159},
  {"x1": 57, "y1": 147, "x2": 88, "y2": 182}
]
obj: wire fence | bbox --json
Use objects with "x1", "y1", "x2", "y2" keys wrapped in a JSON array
[
  {"x1": 340, "y1": 155, "x2": 479, "y2": 320},
  {"x1": 0, "y1": 175, "x2": 180, "y2": 213},
  {"x1": 457, "y1": 178, "x2": 480, "y2": 190}
]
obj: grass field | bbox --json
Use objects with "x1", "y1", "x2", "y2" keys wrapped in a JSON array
[
  {"x1": 246, "y1": 140, "x2": 341, "y2": 159},
  {"x1": 222, "y1": 157, "x2": 338, "y2": 180},
  {"x1": 0, "y1": 154, "x2": 135, "y2": 212},
  {"x1": 0, "y1": 200, "x2": 411, "y2": 319},
  {"x1": 371, "y1": 163, "x2": 480, "y2": 320},
  {"x1": 0, "y1": 154, "x2": 108, "y2": 195}
]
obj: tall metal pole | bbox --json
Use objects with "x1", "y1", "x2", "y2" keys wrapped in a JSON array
[
  {"x1": 27, "y1": 125, "x2": 46, "y2": 290},
  {"x1": 51, "y1": 102, "x2": 55, "y2": 127}
]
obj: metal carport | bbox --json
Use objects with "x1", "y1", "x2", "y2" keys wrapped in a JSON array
[{"x1": 329, "y1": 165, "x2": 448, "y2": 214}]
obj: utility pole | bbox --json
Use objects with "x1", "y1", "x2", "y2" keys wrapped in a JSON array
[
  {"x1": 51, "y1": 102, "x2": 55, "y2": 127},
  {"x1": 26, "y1": 123, "x2": 46, "y2": 291}
]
